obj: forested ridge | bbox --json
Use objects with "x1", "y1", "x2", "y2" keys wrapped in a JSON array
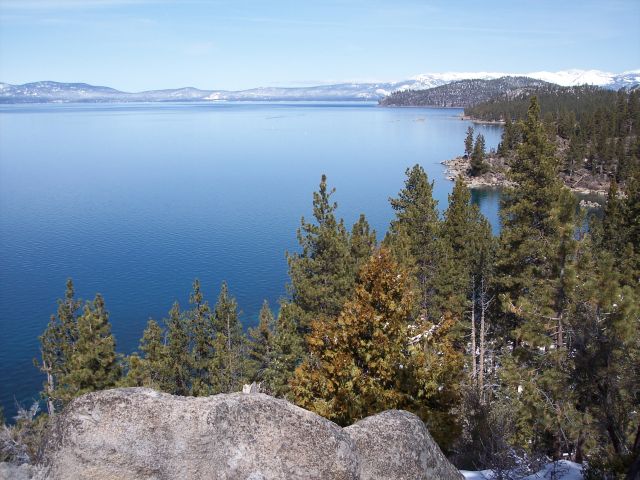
[
  {"x1": 379, "y1": 76, "x2": 552, "y2": 108},
  {"x1": 1, "y1": 99, "x2": 639, "y2": 478}
]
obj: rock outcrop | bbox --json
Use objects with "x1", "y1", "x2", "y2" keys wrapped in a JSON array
[
  {"x1": 345, "y1": 410, "x2": 463, "y2": 480},
  {"x1": 0, "y1": 462, "x2": 39, "y2": 480},
  {"x1": 39, "y1": 387, "x2": 461, "y2": 480}
]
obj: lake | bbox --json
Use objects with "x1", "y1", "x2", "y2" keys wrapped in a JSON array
[{"x1": 0, "y1": 102, "x2": 502, "y2": 418}]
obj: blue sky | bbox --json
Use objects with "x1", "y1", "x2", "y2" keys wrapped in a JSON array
[{"x1": 0, "y1": 0, "x2": 639, "y2": 91}]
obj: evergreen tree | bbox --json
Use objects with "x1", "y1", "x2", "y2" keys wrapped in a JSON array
[
  {"x1": 620, "y1": 175, "x2": 640, "y2": 282},
  {"x1": 211, "y1": 282, "x2": 247, "y2": 393},
  {"x1": 247, "y1": 300, "x2": 275, "y2": 383},
  {"x1": 349, "y1": 213, "x2": 377, "y2": 274},
  {"x1": 470, "y1": 134, "x2": 488, "y2": 176},
  {"x1": 438, "y1": 178, "x2": 495, "y2": 399},
  {"x1": 120, "y1": 319, "x2": 167, "y2": 389},
  {"x1": 566, "y1": 132, "x2": 586, "y2": 177},
  {"x1": 263, "y1": 302, "x2": 305, "y2": 397},
  {"x1": 600, "y1": 178, "x2": 625, "y2": 256},
  {"x1": 407, "y1": 311, "x2": 465, "y2": 451},
  {"x1": 287, "y1": 175, "x2": 354, "y2": 332},
  {"x1": 187, "y1": 279, "x2": 216, "y2": 396},
  {"x1": 164, "y1": 302, "x2": 191, "y2": 395},
  {"x1": 464, "y1": 126, "x2": 474, "y2": 157},
  {"x1": 496, "y1": 97, "x2": 580, "y2": 456},
  {"x1": 291, "y1": 248, "x2": 415, "y2": 425},
  {"x1": 570, "y1": 251, "x2": 640, "y2": 467},
  {"x1": 61, "y1": 294, "x2": 120, "y2": 400},
  {"x1": 436, "y1": 178, "x2": 477, "y2": 316},
  {"x1": 37, "y1": 279, "x2": 82, "y2": 414},
  {"x1": 386, "y1": 164, "x2": 440, "y2": 318}
]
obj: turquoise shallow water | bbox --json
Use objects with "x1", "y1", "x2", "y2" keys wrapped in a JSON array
[{"x1": 0, "y1": 102, "x2": 502, "y2": 418}]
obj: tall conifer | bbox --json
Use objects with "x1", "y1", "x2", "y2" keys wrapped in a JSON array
[
  {"x1": 287, "y1": 175, "x2": 354, "y2": 331},
  {"x1": 496, "y1": 97, "x2": 580, "y2": 456},
  {"x1": 211, "y1": 282, "x2": 247, "y2": 393},
  {"x1": 164, "y1": 302, "x2": 191, "y2": 395},
  {"x1": 187, "y1": 279, "x2": 216, "y2": 395},
  {"x1": 387, "y1": 164, "x2": 440, "y2": 318},
  {"x1": 37, "y1": 279, "x2": 82, "y2": 414},
  {"x1": 263, "y1": 302, "x2": 305, "y2": 397},
  {"x1": 61, "y1": 294, "x2": 120, "y2": 400},
  {"x1": 247, "y1": 300, "x2": 275, "y2": 383}
]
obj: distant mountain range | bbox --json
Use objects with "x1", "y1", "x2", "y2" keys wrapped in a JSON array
[{"x1": 1, "y1": 69, "x2": 638, "y2": 104}]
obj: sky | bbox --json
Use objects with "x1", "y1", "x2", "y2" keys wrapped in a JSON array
[{"x1": 0, "y1": 0, "x2": 639, "y2": 91}]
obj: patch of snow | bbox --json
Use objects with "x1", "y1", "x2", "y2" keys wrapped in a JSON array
[
  {"x1": 461, "y1": 470, "x2": 494, "y2": 480},
  {"x1": 461, "y1": 461, "x2": 583, "y2": 480},
  {"x1": 526, "y1": 69, "x2": 614, "y2": 86},
  {"x1": 523, "y1": 461, "x2": 583, "y2": 480}
]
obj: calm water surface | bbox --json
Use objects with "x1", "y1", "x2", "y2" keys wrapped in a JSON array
[{"x1": 0, "y1": 102, "x2": 502, "y2": 417}]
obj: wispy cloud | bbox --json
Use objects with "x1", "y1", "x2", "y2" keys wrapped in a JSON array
[{"x1": 0, "y1": 0, "x2": 168, "y2": 9}]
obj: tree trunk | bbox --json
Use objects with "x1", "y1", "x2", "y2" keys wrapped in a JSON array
[
  {"x1": 471, "y1": 279, "x2": 477, "y2": 386},
  {"x1": 43, "y1": 358, "x2": 55, "y2": 416},
  {"x1": 479, "y1": 280, "x2": 487, "y2": 404},
  {"x1": 575, "y1": 430, "x2": 585, "y2": 464}
]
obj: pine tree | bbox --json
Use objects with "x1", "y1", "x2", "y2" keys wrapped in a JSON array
[
  {"x1": 570, "y1": 251, "x2": 640, "y2": 465},
  {"x1": 566, "y1": 132, "x2": 586, "y2": 177},
  {"x1": 437, "y1": 178, "x2": 476, "y2": 316},
  {"x1": 247, "y1": 300, "x2": 275, "y2": 383},
  {"x1": 263, "y1": 302, "x2": 305, "y2": 397},
  {"x1": 61, "y1": 294, "x2": 120, "y2": 400},
  {"x1": 164, "y1": 302, "x2": 191, "y2": 395},
  {"x1": 437, "y1": 177, "x2": 495, "y2": 398},
  {"x1": 120, "y1": 319, "x2": 167, "y2": 389},
  {"x1": 211, "y1": 282, "x2": 247, "y2": 393},
  {"x1": 600, "y1": 178, "x2": 625, "y2": 256},
  {"x1": 464, "y1": 126, "x2": 474, "y2": 158},
  {"x1": 291, "y1": 248, "x2": 415, "y2": 425},
  {"x1": 37, "y1": 279, "x2": 82, "y2": 415},
  {"x1": 619, "y1": 175, "x2": 640, "y2": 282},
  {"x1": 386, "y1": 164, "x2": 440, "y2": 318},
  {"x1": 496, "y1": 96, "x2": 580, "y2": 456},
  {"x1": 349, "y1": 213, "x2": 377, "y2": 274},
  {"x1": 287, "y1": 175, "x2": 355, "y2": 332},
  {"x1": 187, "y1": 279, "x2": 216, "y2": 396},
  {"x1": 470, "y1": 134, "x2": 488, "y2": 176}
]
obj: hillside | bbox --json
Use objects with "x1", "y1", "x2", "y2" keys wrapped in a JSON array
[
  {"x1": 463, "y1": 84, "x2": 635, "y2": 122},
  {"x1": 378, "y1": 77, "x2": 553, "y2": 107}
]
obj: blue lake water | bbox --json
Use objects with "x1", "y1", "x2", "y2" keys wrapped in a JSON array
[{"x1": 0, "y1": 102, "x2": 502, "y2": 418}]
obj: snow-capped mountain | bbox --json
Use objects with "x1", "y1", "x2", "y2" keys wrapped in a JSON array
[
  {"x1": 516, "y1": 69, "x2": 640, "y2": 89},
  {"x1": 0, "y1": 82, "x2": 214, "y2": 103},
  {"x1": 407, "y1": 69, "x2": 640, "y2": 90},
  {"x1": 1, "y1": 69, "x2": 638, "y2": 104}
]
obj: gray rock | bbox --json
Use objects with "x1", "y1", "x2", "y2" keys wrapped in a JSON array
[
  {"x1": 0, "y1": 462, "x2": 40, "y2": 480},
  {"x1": 43, "y1": 388, "x2": 358, "y2": 480},
  {"x1": 345, "y1": 410, "x2": 463, "y2": 480},
  {"x1": 42, "y1": 388, "x2": 462, "y2": 480}
]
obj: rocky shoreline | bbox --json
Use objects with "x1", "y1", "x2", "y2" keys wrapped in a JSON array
[
  {"x1": 441, "y1": 155, "x2": 608, "y2": 202},
  {"x1": 459, "y1": 115, "x2": 505, "y2": 125},
  {"x1": 441, "y1": 156, "x2": 514, "y2": 189}
]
